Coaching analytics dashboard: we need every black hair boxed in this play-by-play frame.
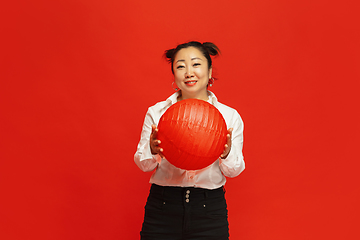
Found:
[164,41,220,74]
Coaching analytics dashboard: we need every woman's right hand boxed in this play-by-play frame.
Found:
[150,124,164,157]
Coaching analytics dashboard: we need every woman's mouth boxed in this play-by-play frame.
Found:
[185,80,197,86]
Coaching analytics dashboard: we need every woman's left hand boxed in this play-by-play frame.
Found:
[220,128,233,159]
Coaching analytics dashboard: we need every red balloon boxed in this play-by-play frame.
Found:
[157,99,227,170]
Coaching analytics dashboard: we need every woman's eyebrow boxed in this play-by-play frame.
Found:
[176,57,203,63]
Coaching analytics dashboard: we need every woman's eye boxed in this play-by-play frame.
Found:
[176,65,185,69]
[193,63,201,66]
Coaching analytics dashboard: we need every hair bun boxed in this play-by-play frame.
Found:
[202,42,220,56]
[164,49,175,62]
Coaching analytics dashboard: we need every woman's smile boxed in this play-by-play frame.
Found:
[184,80,197,86]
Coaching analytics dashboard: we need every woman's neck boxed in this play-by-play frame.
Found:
[177,91,209,102]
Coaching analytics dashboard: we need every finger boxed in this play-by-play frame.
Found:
[151,124,156,133]
[159,150,165,158]
[228,128,233,137]
[227,133,231,146]
[151,125,158,139]
[220,145,227,157]
[227,128,233,146]
[151,144,163,155]
[154,139,161,146]
[220,142,230,159]
[156,146,164,157]
[151,140,161,154]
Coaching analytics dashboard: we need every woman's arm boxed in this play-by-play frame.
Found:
[219,111,245,177]
[134,108,162,172]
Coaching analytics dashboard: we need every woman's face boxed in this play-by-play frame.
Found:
[173,47,212,100]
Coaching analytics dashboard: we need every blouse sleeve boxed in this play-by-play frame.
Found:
[219,110,245,177]
[134,107,161,172]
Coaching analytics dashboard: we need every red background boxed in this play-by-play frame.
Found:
[1,0,359,239]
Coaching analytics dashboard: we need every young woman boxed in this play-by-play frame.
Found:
[134,41,245,240]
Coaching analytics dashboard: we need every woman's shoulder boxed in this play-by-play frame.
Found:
[147,92,178,112]
[214,99,243,128]
[149,100,170,111]
[217,101,240,117]
[217,101,237,112]
[216,102,243,131]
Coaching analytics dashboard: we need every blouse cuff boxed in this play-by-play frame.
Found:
[219,148,244,177]
[140,140,161,164]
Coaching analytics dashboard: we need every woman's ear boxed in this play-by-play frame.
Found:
[209,67,213,79]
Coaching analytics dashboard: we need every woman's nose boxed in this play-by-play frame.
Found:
[185,67,194,78]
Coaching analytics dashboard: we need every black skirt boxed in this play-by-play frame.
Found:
[140,184,229,240]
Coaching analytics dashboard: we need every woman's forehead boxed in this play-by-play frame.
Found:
[174,47,204,60]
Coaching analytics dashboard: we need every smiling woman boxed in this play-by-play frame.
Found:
[134,41,245,240]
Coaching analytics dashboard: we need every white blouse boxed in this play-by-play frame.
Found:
[134,91,245,189]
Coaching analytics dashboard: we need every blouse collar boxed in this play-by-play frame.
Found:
[163,90,219,110]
